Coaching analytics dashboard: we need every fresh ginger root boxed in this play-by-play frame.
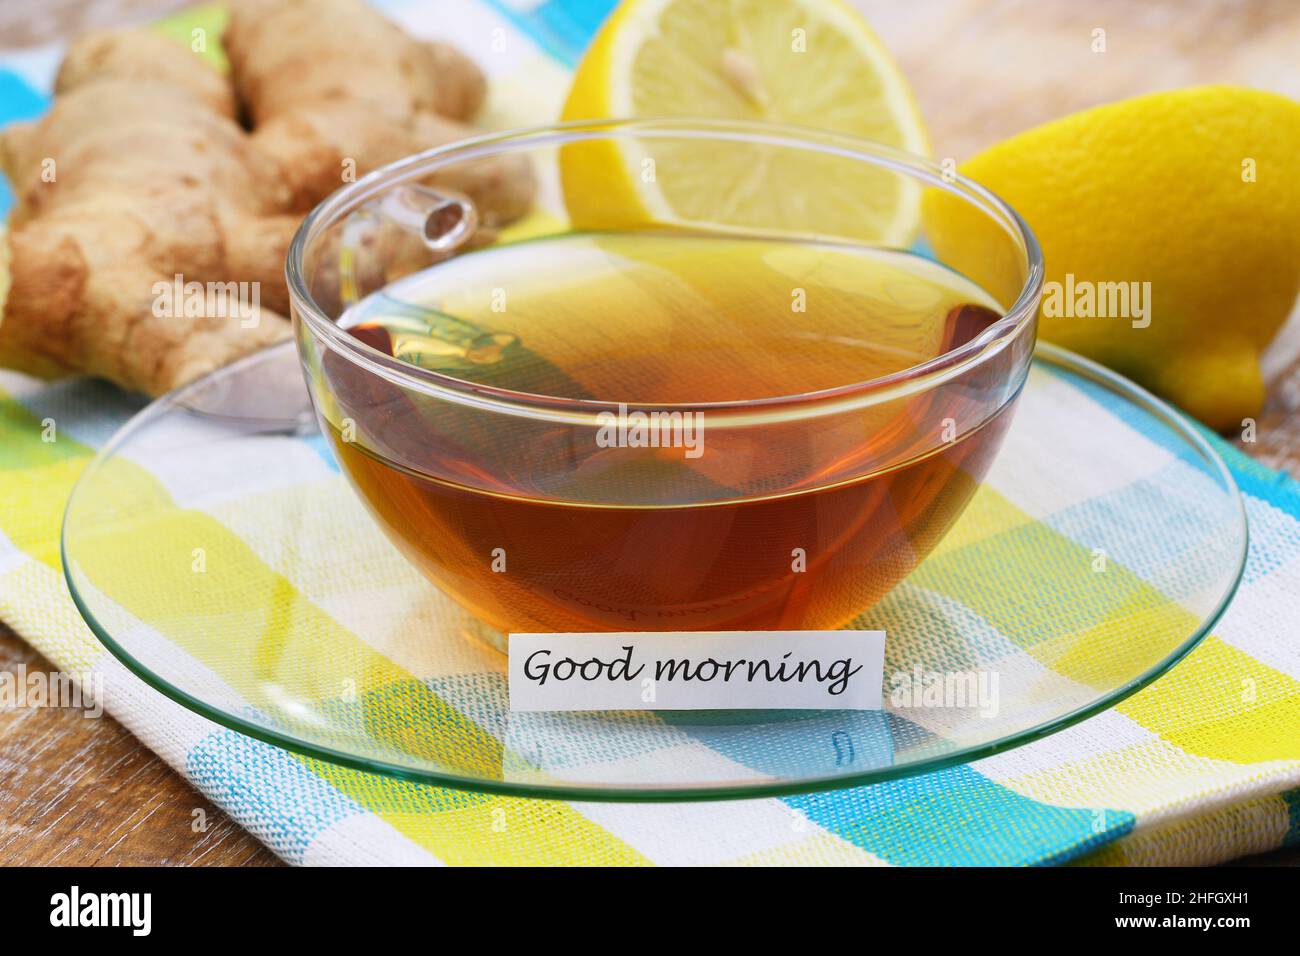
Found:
[225,0,532,220]
[0,78,299,392]
[0,0,535,396]
[54,28,239,119]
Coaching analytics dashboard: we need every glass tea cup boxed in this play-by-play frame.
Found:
[288,119,1042,643]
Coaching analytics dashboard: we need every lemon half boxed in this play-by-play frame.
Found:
[559,0,929,244]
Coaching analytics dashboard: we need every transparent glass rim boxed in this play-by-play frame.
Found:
[61,341,1247,802]
[286,117,1044,422]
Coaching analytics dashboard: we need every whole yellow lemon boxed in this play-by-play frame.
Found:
[925,86,1300,431]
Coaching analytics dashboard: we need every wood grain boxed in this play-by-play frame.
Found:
[0,626,281,866]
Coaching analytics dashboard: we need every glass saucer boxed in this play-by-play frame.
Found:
[62,341,1247,801]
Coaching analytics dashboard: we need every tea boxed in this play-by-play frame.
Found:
[324,231,1017,634]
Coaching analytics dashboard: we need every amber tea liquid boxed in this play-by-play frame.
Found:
[326,232,1016,634]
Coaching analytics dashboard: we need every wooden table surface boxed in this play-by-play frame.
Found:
[1,0,1297,867]
[0,627,281,866]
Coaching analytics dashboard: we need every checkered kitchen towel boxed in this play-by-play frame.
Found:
[1,0,1298,866]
